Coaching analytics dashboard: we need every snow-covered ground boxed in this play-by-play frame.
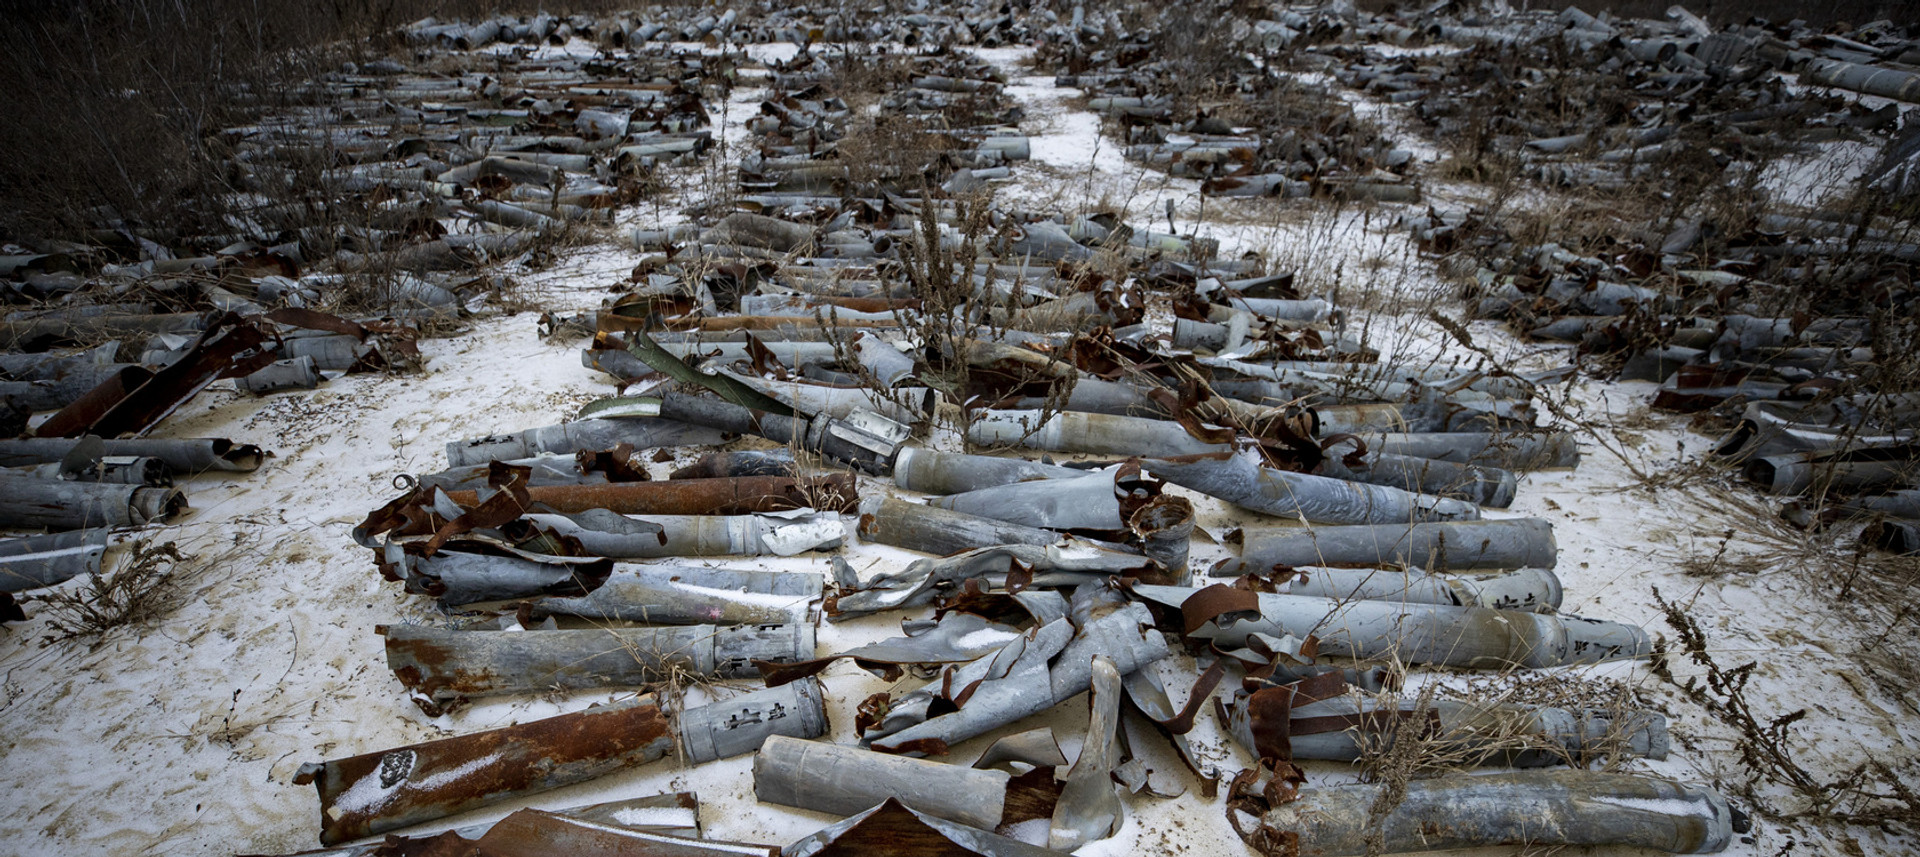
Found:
[1,41,1914,857]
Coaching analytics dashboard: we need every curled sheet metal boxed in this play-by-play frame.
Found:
[783,797,1061,857]
[1048,655,1124,850]
[862,603,1170,755]
[755,735,1012,829]
[1144,450,1481,525]
[1239,770,1741,856]
[829,544,1158,616]
[1219,518,1558,574]
[445,474,859,515]
[294,694,674,845]
[677,676,830,764]
[1133,583,1648,668]
[381,623,815,715]
[0,528,110,593]
[521,564,822,626]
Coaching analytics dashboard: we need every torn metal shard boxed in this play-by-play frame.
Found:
[829,543,1157,616]
[1048,655,1124,850]
[1243,770,1738,856]
[863,603,1170,753]
[295,694,674,845]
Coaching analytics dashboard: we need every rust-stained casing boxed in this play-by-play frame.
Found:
[294,695,673,845]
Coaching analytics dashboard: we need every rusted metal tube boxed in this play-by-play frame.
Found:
[1361,431,1580,469]
[1221,695,1667,765]
[1806,58,1920,104]
[395,552,611,607]
[524,510,843,557]
[0,437,263,472]
[381,624,815,714]
[0,528,109,593]
[1134,584,1647,669]
[0,476,186,530]
[1251,566,1562,612]
[670,450,795,479]
[443,474,858,515]
[1243,771,1739,856]
[926,467,1156,533]
[521,565,821,626]
[295,694,675,845]
[1143,451,1482,525]
[1317,450,1518,508]
[1219,518,1558,574]
[677,676,830,764]
[754,735,1010,829]
[967,409,1231,457]
[446,419,725,468]
[857,496,1075,556]
[1745,449,1917,497]
[891,447,1080,495]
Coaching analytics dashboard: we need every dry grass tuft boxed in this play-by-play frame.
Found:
[35,540,191,644]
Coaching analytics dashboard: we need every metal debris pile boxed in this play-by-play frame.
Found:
[284,5,1752,836]
[24,0,1920,853]
[1372,6,1920,559]
[1036,5,1416,201]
